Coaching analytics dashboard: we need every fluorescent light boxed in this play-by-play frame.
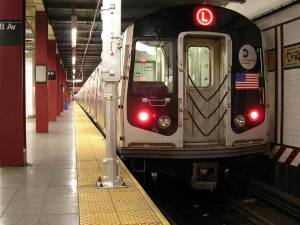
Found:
[71,28,77,48]
[67,79,83,83]
[73,68,75,74]
[72,56,76,65]
[73,75,75,79]
[71,16,77,48]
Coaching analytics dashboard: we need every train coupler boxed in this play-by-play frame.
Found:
[191,162,218,191]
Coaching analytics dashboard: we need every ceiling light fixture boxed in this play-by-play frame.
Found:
[72,55,76,65]
[71,16,77,48]
[71,1,77,81]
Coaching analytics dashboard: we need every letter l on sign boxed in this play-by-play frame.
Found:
[201,12,208,22]
[196,8,213,26]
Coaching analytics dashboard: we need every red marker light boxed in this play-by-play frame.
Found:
[196,8,214,26]
[248,109,260,122]
[138,111,149,122]
[139,58,146,64]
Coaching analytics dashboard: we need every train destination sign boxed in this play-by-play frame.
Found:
[0,20,23,46]
[195,8,214,26]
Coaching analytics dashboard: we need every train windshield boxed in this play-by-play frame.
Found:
[132,40,174,95]
[188,46,211,88]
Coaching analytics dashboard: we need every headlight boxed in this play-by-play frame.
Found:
[234,115,246,128]
[158,115,172,129]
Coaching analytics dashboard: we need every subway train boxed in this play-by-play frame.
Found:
[76,4,268,189]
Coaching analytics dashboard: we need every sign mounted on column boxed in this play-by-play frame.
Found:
[0,20,23,46]
[36,65,48,83]
[48,71,56,80]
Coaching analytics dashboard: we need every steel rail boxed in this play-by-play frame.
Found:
[226,198,276,225]
[245,178,300,220]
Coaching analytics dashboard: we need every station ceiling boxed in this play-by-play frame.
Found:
[43,0,245,84]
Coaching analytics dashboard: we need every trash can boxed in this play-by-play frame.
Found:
[64,101,68,110]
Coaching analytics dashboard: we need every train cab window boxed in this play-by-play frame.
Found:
[132,40,174,95]
[188,46,211,88]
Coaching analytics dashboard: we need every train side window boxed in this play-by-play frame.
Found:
[132,40,174,94]
[188,46,211,88]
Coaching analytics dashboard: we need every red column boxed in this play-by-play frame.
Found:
[58,68,62,113]
[61,72,65,112]
[47,40,57,121]
[35,11,48,132]
[0,0,26,166]
[56,55,61,116]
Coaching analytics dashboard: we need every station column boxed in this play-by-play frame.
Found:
[35,11,49,132]
[47,40,57,121]
[61,72,66,112]
[58,67,64,113]
[62,74,66,111]
[56,55,61,116]
[0,0,26,165]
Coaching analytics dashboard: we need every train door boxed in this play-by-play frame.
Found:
[182,35,228,145]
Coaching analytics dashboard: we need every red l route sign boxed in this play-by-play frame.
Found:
[195,8,214,26]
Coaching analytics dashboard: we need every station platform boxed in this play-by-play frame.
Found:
[0,103,168,225]
[74,103,169,225]
[0,105,77,224]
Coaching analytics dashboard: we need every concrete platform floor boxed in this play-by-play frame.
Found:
[0,105,78,225]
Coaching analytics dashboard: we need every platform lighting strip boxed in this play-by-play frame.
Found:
[72,48,76,66]
[78,0,102,80]
[72,55,76,65]
[71,16,77,48]
[71,15,77,78]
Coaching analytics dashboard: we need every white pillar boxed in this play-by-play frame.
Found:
[97,0,125,188]
[25,51,35,118]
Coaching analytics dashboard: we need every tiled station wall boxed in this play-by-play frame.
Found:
[255,4,300,148]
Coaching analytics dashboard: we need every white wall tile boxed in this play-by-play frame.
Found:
[284,20,300,46]
[283,69,300,147]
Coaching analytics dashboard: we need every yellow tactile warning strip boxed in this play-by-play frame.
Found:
[74,103,170,225]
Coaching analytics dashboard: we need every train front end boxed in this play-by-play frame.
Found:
[119,5,268,189]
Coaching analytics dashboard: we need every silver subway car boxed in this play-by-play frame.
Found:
[76,5,268,189]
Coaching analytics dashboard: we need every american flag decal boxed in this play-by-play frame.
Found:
[235,72,259,90]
